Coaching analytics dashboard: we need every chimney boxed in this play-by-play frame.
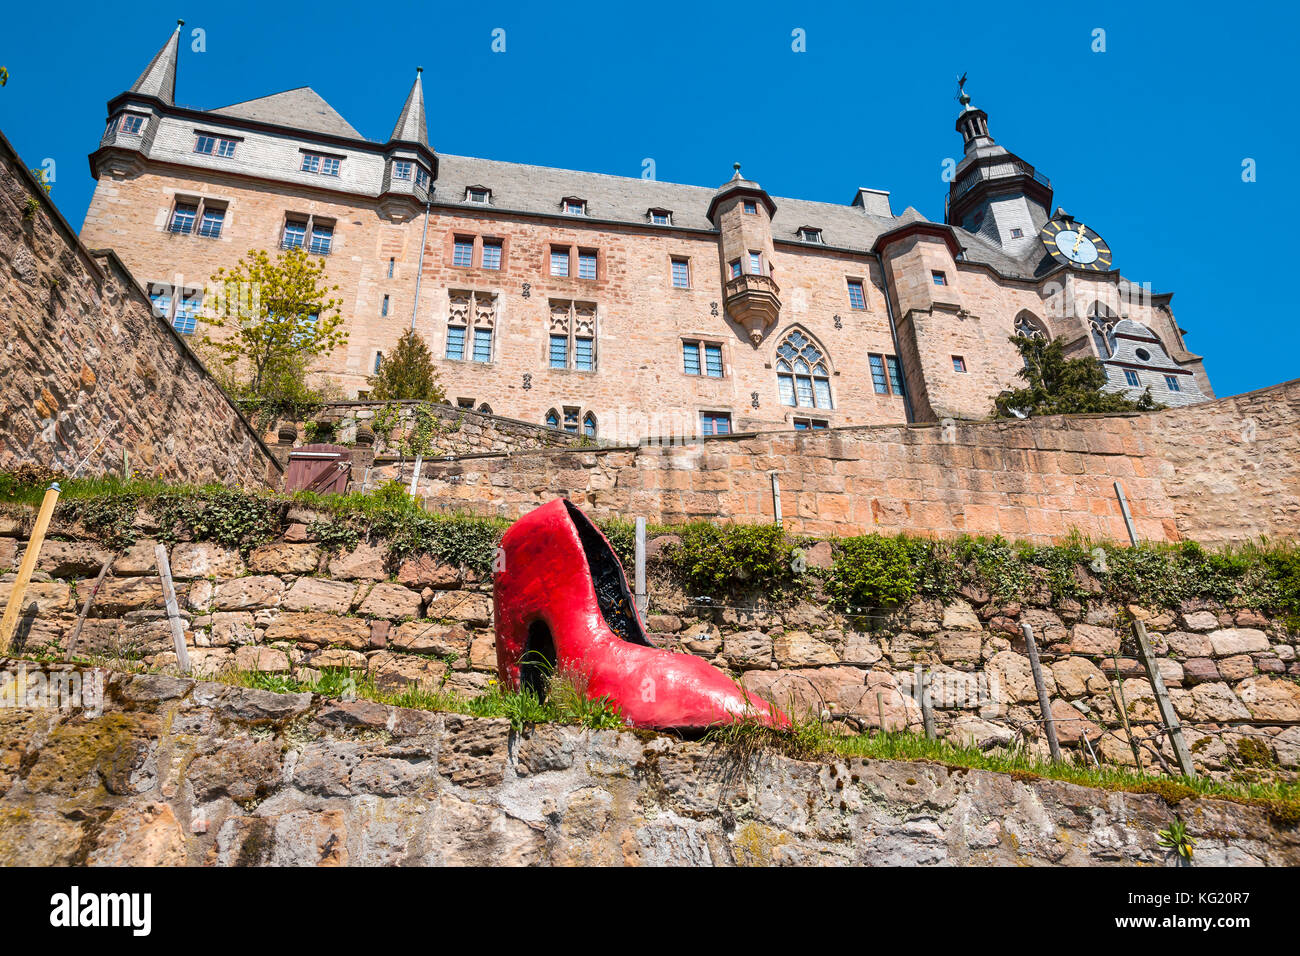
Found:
[852,187,892,218]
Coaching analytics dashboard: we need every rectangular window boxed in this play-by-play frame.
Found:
[886,355,907,397]
[952,355,967,373]
[671,258,690,289]
[563,407,580,432]
[121,114,145,135]
[650,210,671,225]
[381,295,389,317]
[1125,369,1141,387]
[704,343,723,378]
[173,291,200,335]
[472,327,492,363]
[748,251,762,275]
[682,342,701,376]
[564,200,585,215]
[308,223,333,255]
[799,228,822,243]
[415,167,430,189]
[481,241,502,270]
[195,135,236,157]
[149,287,172,320]
[550,248,570,277]
[374,351,383,373]
[468,188,490,204]
[387,257,395,278]
[794,418,829,430]
[932,271,948,286]
[197,206,224,239]
[729,260,741,279]
[453,237,474,267]
[1164,374,1181,392]
[282,219,307,249]
[869,354,889,394]
[549,335,568,369]
[578,250,597,280]
[445,326,466,360]
[701,412,732,436]
[393,161,412,180]
[1010,227,1024,238]
[301,153,340,176]
[847,279,866,310]
[574,337,594,371]
[742,201,757,214]
[169,202,197,235]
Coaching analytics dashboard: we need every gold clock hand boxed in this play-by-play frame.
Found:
[1072,224,1086,254]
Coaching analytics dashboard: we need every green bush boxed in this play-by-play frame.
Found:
[662,522,800,596]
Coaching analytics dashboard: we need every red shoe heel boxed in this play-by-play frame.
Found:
[493,499,788,730]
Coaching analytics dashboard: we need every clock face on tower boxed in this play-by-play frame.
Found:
[1040,218,1112,271]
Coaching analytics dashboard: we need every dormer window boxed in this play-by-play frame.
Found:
[301,152,342,177]
[467,187,491,204]
[393,160,413,181]
[195,134,238,158]
[563,197,587,216]
[648,208,672,225]
[798,227,823,243]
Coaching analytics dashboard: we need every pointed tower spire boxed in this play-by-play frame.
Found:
[389,68,428,147]
[130,20,183,105]
[954,76,994,154]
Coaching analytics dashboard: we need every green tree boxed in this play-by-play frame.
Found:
[993,335,1161,418]
[368,328,446,402]
[1,67,9,87]
[200,247,346,411]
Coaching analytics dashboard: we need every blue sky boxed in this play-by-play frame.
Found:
[1,0,1294,397]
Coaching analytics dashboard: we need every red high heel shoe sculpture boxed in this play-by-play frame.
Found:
[493,499,788,730]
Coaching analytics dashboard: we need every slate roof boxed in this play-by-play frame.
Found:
[430,152,1043,280]
[129,23,181,105]
[210,88,364,140]
[389,71,428,147]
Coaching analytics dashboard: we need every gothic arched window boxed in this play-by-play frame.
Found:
[775,330,832,409]
[1088,303,1117,359]
[1014,312,1047,340]
[544,408,560,429]
[582,412,597,437]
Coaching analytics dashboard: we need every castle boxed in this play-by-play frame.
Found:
[80,23,1213,441]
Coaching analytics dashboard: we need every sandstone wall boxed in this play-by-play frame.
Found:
[0,132,281,487]
[3,521,1297,783]
[411,378,1300,544]
[0,666,1295,866]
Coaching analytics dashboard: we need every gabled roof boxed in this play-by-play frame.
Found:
[211,87,363,139]
[389,70,428,147]
[130,22,182,105]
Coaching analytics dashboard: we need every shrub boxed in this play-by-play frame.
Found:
[662,522,799,596]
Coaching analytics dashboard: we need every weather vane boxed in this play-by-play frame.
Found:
[957,72,970,106]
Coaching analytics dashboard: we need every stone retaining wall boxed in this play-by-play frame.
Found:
[0,666,1296,866]
[0,130,281,488]
[411,378,1300,544]
[3,521,1297,784]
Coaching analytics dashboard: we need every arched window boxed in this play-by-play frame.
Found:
[1088,303,1117,359]
[544,408,560,429]
[478,403,492,415]
[1014,312,1047,340]
[582,412,597,437]
[775,329,832,409]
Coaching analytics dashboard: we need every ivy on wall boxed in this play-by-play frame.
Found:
[1,474,1298,624]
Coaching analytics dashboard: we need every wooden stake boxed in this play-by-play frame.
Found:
[154,544,191,675]
[770,473,782,527]
[1114,480,1138,547]
[0,483,60,654]
[1133,619,1196,779]
[1021,622,1062,762]
[633,516,648,617]
[920,667,936,740]
[64,555,113,661]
